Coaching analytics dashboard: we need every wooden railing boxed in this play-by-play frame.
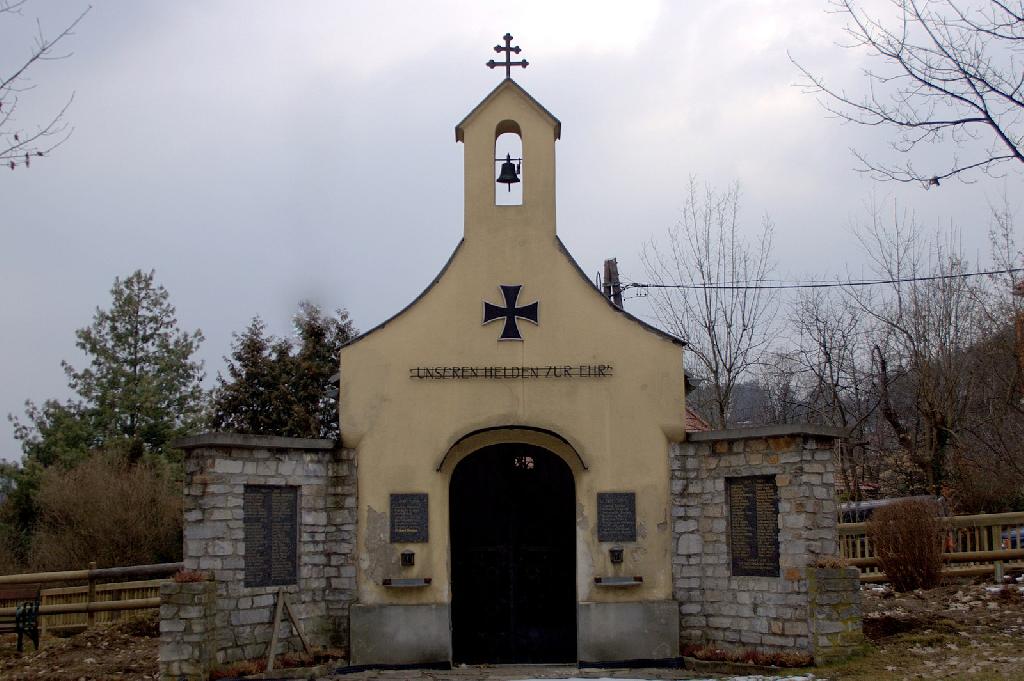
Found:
[839,511,1024,582]
[0,562,182,632]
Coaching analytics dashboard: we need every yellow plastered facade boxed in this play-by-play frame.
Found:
[339,79,686,609]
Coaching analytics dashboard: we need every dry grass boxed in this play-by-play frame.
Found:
[813,555,849,569]
[817,631,1020,680]
[681,643,814,667]
[208,649,345,679]
[113,610,160,638]
[995,585,1024,604]
[209,659,266,680]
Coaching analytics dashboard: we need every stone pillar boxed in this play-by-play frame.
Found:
[325,448,358,650]
[671,424,862,660]
[807,566,863,662]
[159,580,216,681]
[161,433,358,673]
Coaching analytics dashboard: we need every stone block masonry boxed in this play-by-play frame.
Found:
[808,566,863,661]
[159,581,216,681]
[159,434,356,680]
[671,424,862,664]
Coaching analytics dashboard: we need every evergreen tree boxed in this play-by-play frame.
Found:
[290,301,356,438]
[210,302,355,440]
[208,318,294,436]
[10,270,205,465]
[0,460,41,567]
[9,399,96,469]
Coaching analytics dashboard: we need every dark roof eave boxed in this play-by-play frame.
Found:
[555,237,685,347]
[342,238,464,349]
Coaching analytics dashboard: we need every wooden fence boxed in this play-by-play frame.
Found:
[0,562,181,633]
[1,512,1021,629]
[839,511,1024,582]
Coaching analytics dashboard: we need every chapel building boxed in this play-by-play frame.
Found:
[162,47,861,680]
[339,75,687,663]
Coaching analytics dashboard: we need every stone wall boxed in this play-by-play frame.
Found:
[159,434,356,679]
[671,424,861,662]
[159,581,217,681]
[808,566,863,661]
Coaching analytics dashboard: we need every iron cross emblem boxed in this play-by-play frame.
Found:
[487,33,528,79]
[483,285,539,340]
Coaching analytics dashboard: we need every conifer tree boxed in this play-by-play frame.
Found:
[11,270,205,464]
[208,318,294,436]
[210,302,355,440]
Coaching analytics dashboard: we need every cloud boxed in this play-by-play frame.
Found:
[1,0,1020,462]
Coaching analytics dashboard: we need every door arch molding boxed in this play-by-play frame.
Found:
[436,425,587,473]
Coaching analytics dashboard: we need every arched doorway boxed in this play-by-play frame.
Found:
[449,443,576,663]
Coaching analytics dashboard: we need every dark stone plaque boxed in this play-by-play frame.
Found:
[597,492,637,542]
[243,485,298,587]
[390,493,428,543]
[727,476,780,577]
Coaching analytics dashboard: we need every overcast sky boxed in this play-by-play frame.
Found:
[2,1,1021,461]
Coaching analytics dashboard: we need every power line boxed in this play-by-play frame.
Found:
[621,267,1023,292]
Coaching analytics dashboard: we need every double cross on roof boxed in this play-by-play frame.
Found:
[487,33,528,79]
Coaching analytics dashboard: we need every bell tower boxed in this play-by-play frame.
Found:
[455,35,561,244]
[339,33,687,668]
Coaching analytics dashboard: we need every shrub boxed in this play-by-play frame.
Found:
[680,644,813,668]
[114,610,161,637]
[0,531,22,575]
[172,569,207,583]
[812,555,849,569]
[867,498,947,591]
[28,453,182,570]
[209,659,265,680]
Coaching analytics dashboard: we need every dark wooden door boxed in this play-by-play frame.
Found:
[450,444,576,663]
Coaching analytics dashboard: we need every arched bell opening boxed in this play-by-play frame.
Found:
[495,120,523,206]
[449,443,577,663]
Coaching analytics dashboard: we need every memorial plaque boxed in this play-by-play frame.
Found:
[597,492,637,542]
[390,493,428,543]
[243,485,298,587]
[727,476,780,577]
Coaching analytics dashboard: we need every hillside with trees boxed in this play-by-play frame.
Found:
[661,188,1024,512]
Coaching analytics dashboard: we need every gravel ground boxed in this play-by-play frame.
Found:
[2,581,1023,680]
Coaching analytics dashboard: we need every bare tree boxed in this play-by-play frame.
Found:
[793,0,1023,186]
[755,350,803,425]
[1,1,89,171]
[786,290,888,501]
[752,197,1024,508]
[950,199,1024,509]
[846,202,992,495]
[641,178,776,428]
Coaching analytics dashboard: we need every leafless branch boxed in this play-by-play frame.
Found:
[792,0,1023,184]
[641,177,777,427]
[1,4,89,170]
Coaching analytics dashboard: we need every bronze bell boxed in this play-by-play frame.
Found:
[496,153,520,191]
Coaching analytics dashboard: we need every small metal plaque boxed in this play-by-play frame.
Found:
[593,575,643,586]
[243,485,298,587]
[597,492,637,542]
[727,476,780,577]
[390,493,428,543]
[382,577,432,588]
